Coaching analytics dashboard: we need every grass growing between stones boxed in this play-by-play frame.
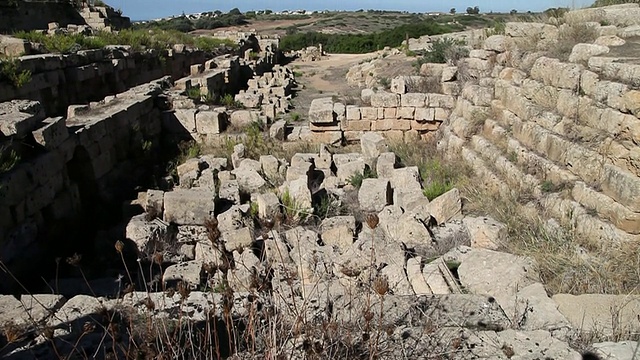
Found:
[347,168,377,189]
[389,139,468,200]
[462,185,640,296]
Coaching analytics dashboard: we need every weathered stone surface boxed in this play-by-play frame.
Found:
[358,178,392,212]
[360,132,388,160]
[125,214,171,256]
[370,92,400,108]
[345,105,361,120]
[568,43,609,63]
[401,93,427,108]
[552,294,640,337]
[163,189,215,225]
[335,155,366,183]
[223,227,254,252]
[427,188,462,224]
[462,216,506,250]
[483,35,513,52]
[269,119,286,140]
[195,110,225,134]
[595,35,626,46]
[0,35,31,57]
[320,216,355,253]
[592,341,639,360]
[163,260,203,288]
[229,110,260,128]
[256,192,280,219]
[232,167,267,193]
[308,97,335,124]
[32,117,68,150]
[0,100,45,137]
[376,152,397,178]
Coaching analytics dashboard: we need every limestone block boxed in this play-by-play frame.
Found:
[163,260,203,289]
[0,100,45,137]
[414,107,435,121]
[372,119,394,131]
[360,132,388,160]
[269,119,286,140]
[235,92,263,108]
[360,106,378,120]
[344,119,371,131]
[434,108,450,121]
[0,35,31,57]
[310,130,342,145]
[530,57,583,90]
[145,189,164,216]
[32,117,68,150]
[163,189,215,225]
[568,43,610,63]
[308,98,335,124]
[427,188,461,224]
[370,92,400,108]
[320,216,356,253]
[463,216,506,250]
[358,178,392,212]
[383,107,398,119]
[553,294,640,337]
[223,227,254,252]
[195,110,225,135]
[427,94,456,109]
[230,110,259,128]
[232,167,267,193]
[257,192,280,219]
[346,105,361,120]
[483,35,513,52]
[361,88,375,103]
[595,35,626,46]
[390,76,423,94]
[398,107,415,119]
[401,93,427,108]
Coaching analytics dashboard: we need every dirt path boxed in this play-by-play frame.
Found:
[288,53,376,118]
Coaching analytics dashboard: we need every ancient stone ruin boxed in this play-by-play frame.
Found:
[1,4,640,359]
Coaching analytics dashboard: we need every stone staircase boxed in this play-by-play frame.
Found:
[439,40,640,245]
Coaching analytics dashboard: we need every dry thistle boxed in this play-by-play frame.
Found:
[42,326,54,339]
[363,309,374,322]
[82,322,95,334]
[3,323,25,343]
[114,240,124,253]
[144,297,155,311]
[366,213,379,229]
[66,253,82,267]
[152,252,163,266]
[165,287,176,297]
[204,217,221,243]
[177,281,191,300]
[122,283,135,295]
[373,276,389,296]
[202,262,217,274]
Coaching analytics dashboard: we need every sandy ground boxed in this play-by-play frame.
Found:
[287,53,375,118]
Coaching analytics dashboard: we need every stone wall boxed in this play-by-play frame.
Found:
[437,17,640,245]
[0,47,206,117]
[0,79,168,285]
[306,91,455,145]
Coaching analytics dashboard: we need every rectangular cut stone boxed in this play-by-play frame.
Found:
[344,120,371,131]
[434,108,450,121]
[308,98,335,124]
[384,107,398,119]
[164,189,215,225]
[398,107,415,119]
[33,117,68,150]
[344,131,365,143]
[392,119,411,130]
[377,107,385,119]
[427,94,456,108]
[346,105,361,120]
[310,131,342,145]
[412,120,440,131]
[372,119,394,131]
[360,107,378,120]
[195,111,225,134]
[370,92,400,107]
[401,93,427,107]
[414,107,435,121]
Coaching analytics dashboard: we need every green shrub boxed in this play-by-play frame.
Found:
[418,38,468,65]
[0,58,31,88]
[186,87,202,101]
[347,167,377,188]
[290,112,302,122]
[279,20,462,53]
[0,147,20,173]
[378,77,391,89]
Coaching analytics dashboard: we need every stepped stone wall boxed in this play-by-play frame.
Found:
[436,16,640,245]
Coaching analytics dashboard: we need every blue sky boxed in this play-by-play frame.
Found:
[114,0,594,21]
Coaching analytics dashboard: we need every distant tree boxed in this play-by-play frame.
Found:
[450,8,456,14]
[466,6,480,14]
[510,9,518,14]
[214,10,222,15]
[264,9,273,14]
[228,7,241,15]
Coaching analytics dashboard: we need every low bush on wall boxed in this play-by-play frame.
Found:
[13,29,237,53]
